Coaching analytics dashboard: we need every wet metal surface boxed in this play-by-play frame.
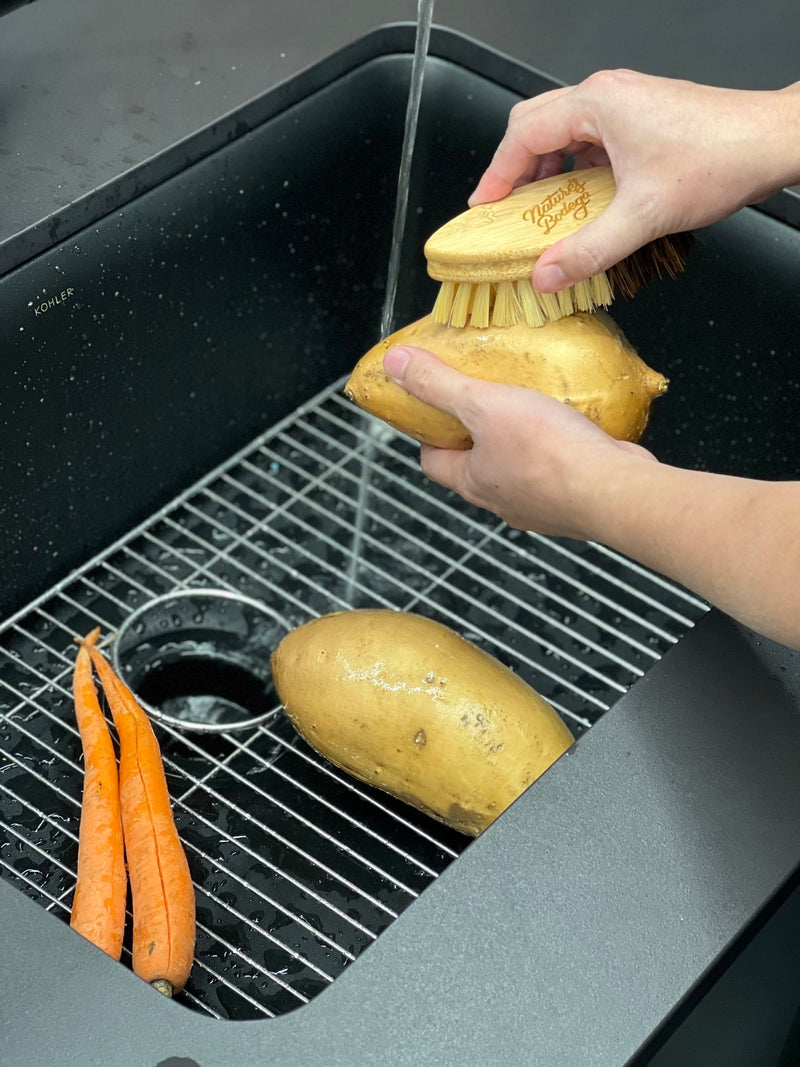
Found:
[0,383,706,1019]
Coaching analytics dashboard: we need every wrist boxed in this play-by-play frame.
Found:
[561,444,653,545]
[777,82,800,187]
[751,83,800,196]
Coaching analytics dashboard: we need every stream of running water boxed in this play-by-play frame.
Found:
[345,0,436,604]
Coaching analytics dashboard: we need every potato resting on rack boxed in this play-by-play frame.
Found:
[271,609,575,836]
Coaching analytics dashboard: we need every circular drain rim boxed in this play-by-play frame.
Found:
[111,587,291,734]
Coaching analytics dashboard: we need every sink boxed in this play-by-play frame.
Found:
[2,24,800,1067]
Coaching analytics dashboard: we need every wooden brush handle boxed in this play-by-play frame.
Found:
[424,166,616,283]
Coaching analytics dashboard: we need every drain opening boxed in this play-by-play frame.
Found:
[134,656,273,725]
[112,588,291,733]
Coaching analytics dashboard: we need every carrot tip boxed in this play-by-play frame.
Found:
[151,979,175,998]
[74,627,117,652]
[74,626,102,649]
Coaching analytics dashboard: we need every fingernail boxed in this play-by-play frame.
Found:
[383,346,411,384]
[534,263,568,293]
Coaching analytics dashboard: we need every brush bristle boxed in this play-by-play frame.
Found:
[572,279,594,312]
[516,281,545,328]
[430,272,612,328]
[492,282,518,328]
[470,282,491,329]
[450,282,473,328]
[429,231,694,328]
[431,280,456,323]
[607,231,695,299]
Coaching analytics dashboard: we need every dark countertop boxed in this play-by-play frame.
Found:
[2,0,799,274]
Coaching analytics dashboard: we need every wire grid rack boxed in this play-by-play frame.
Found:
[0,379,708,1020]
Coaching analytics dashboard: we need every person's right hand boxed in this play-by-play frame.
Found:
[468,69,800,295]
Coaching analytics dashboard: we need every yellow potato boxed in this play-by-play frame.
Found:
[271,609,575,836]
[345,310,667,449]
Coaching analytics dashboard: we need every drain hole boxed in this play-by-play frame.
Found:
[132,655,275,729]
[112,588,291,733]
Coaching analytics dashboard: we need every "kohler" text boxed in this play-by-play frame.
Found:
[33,288,75,316]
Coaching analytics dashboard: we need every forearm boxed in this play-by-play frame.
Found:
[381,343,800,649]
[752,80,800,196]
[581,456,800,648]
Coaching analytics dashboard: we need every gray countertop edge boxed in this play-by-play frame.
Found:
[0,22,413,278]
[3,18,799,281]
[1,21,543,278]
[5,607,800,1067]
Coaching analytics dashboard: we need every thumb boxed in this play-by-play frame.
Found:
[383,345,476,420]
[532,190,660,292]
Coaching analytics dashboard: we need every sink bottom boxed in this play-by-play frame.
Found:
[0,378,705,1019]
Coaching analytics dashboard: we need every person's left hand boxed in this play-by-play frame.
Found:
[382,344,657,538]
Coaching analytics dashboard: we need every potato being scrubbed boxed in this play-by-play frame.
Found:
[271,609,575,836]
[345,309,667,449]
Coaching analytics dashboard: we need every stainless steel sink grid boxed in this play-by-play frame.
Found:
[0,377,708,1020]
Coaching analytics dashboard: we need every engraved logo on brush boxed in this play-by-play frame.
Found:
[523,176,591,235]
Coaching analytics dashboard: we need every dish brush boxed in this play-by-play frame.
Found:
[424,166,693,329]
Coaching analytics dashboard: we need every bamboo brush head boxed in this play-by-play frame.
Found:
[424,166,693,329]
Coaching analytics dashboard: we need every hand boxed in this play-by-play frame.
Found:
[382,343,800,650]
[382,344,655,538]
[469,70,800,294]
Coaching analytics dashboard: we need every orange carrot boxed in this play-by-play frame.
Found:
[70,627,127,960]
[86,643,196,997]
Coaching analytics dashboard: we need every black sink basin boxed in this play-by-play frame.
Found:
[2,24,800,1067]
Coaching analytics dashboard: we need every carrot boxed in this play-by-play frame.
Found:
[70,627,127,960]
[86,643,196,997]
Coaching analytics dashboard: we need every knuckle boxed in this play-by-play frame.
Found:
[582,68,636,95]
[506,99,539,137]
[626,185,667,240]
[458,383,497,439]
[411,359,439,400]
[569,239,607,279]
[458,386,486,426]
[507,100,529,126]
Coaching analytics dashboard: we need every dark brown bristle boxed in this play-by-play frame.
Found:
[608,231,695,300]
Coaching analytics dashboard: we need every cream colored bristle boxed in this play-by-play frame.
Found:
[491,281,519,328]
[589,272,614,307]
[450,282,473,328]
[515,279,546,328]
[431,281,456,325]
[573,279,594,312]
[557,287,575,317]
[470,282,491,329]
[537,290,563,322]
[431,266,614,331]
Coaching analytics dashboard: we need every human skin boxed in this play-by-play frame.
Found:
[379,70,800,648]
[468,69,800,294]
[382,344,800,651]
